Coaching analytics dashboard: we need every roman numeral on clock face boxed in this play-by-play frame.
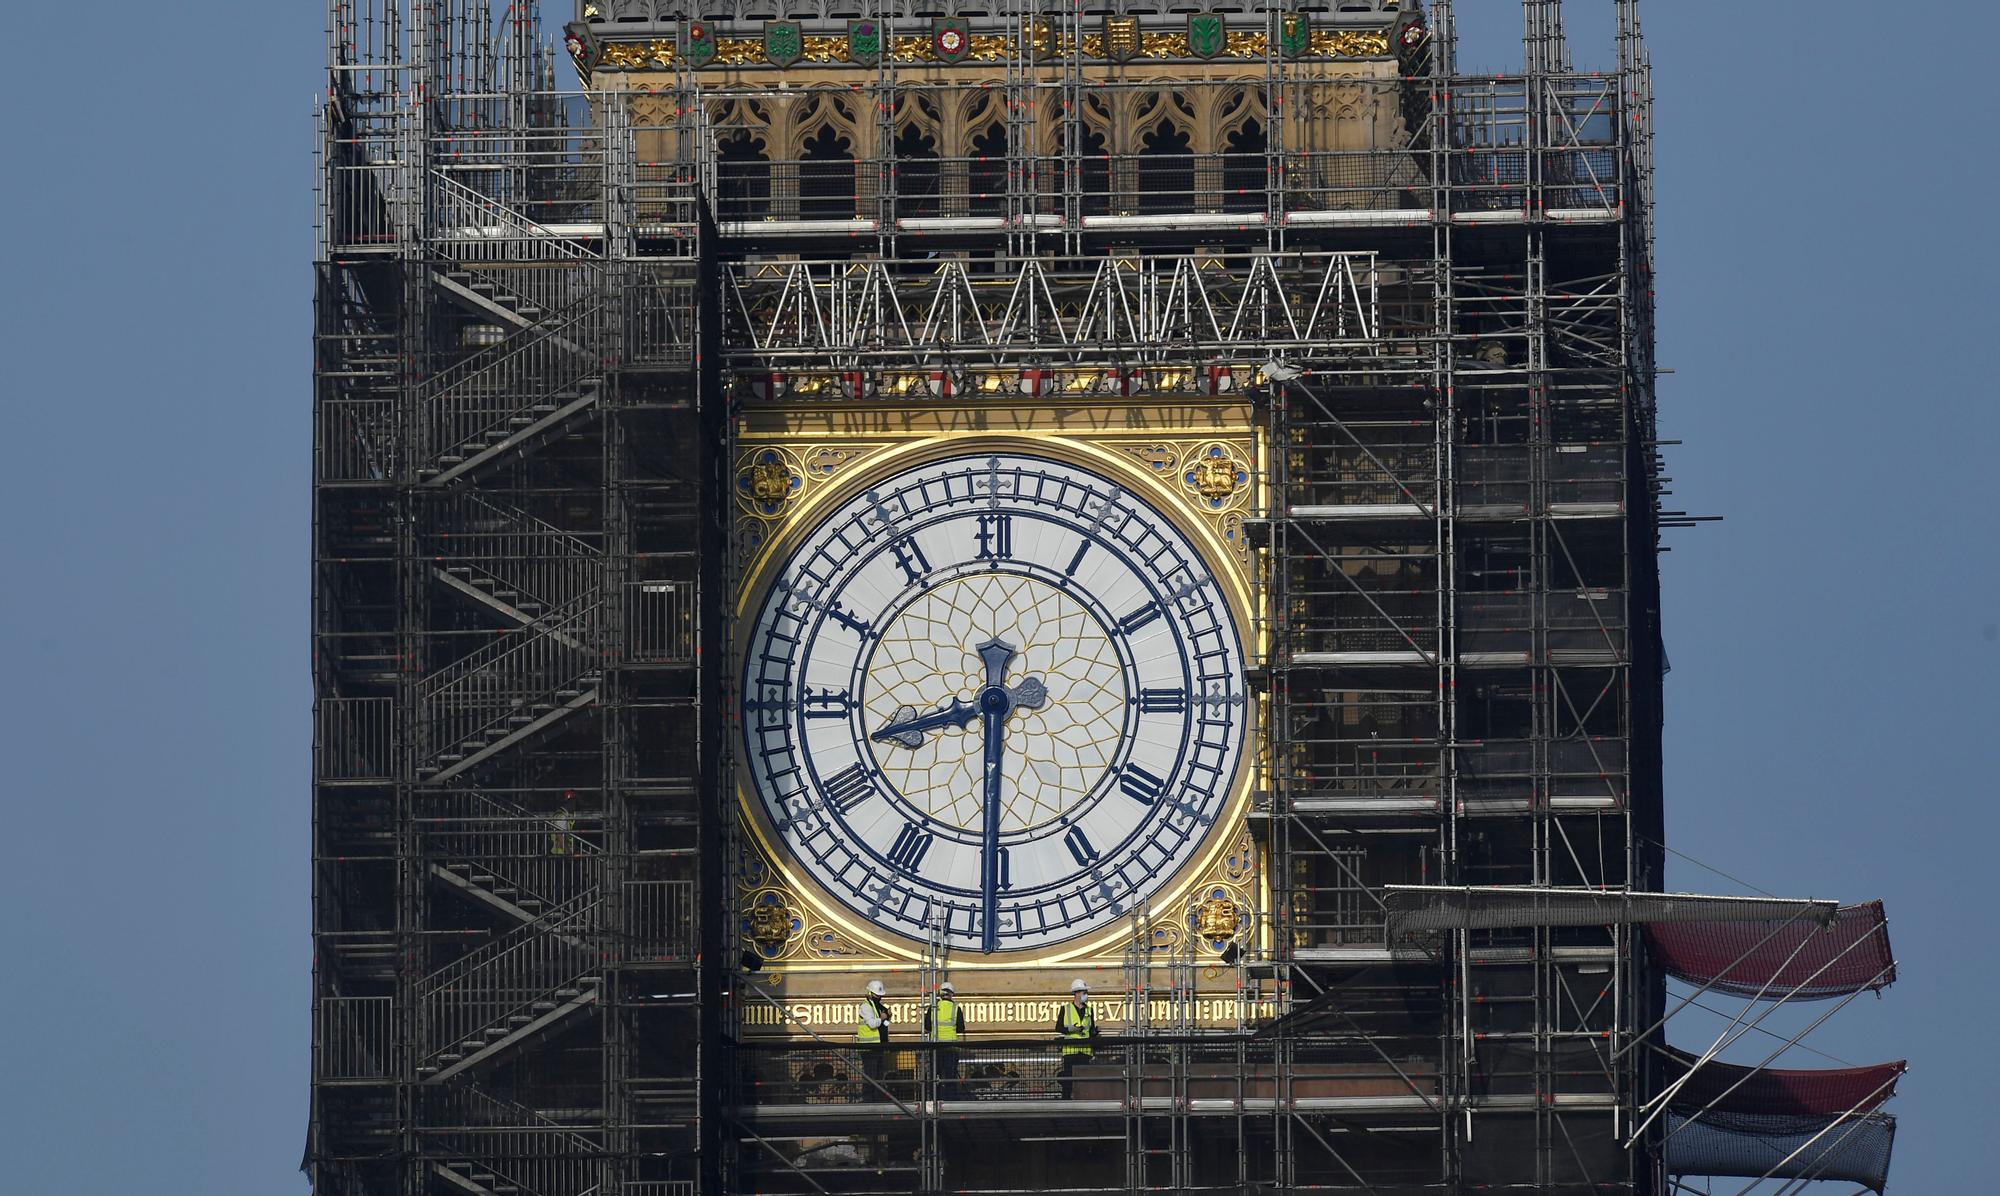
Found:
[825,600,872,637]
[1063,825,1100,867]
[1138,687,1187,713]
[1119,763,1166,806]
[1117,600,1164,635]
[974,514,1013,561]
[886,822,934,874]
[803,688,853,718]
[822,764,878,815]
[888,535,932,585]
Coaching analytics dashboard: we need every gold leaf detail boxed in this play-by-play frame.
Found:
[1196,896,1240,940]
[747,900,793,946]
[735,447,804,518]
[1312,30,1391,58]
[1193,455,1239,499]
[1119,443,1180,476]
[1182,441,1252,514]
[713,38,762,67]
[748,461,793,503]
[598,39,675,69]
[597,27,1388,70]
[801,444,869,481]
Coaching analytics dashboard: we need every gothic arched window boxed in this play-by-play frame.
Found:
[1065,120,1109,217]
[798,126,855,221]
[1137,120,1193,215]
[967,122,1007,218]
[893,124,939,219]
[1222,118,1268,213]
[715,131,769,223]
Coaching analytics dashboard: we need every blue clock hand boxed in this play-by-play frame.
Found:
[975,638,1016,954]
[870,697,979,748]
[968,639,1049,952]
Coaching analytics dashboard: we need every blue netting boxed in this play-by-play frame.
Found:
[1665,1111,1896,1192]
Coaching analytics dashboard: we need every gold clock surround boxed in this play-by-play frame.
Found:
[728,405,1267,999]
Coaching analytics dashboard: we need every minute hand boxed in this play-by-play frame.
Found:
[972,638,1046,953]
[977,643,1013,955]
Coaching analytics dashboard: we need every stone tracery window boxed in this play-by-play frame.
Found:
[967,123,1008,218]
[1222,118,1269,213]
[798,126,855,220]
[1064,119,1110,217]
[715,131,769,223]
[790,92,859,221]
[893,125,940,218]
[710,98,772,222]
[893,92,943,219]
[1136,119,1193,215]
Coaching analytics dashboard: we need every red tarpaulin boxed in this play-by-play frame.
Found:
[1646,900,1895,1000]
[1663,1047,1905,1116]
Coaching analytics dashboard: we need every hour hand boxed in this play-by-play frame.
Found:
[870,697,978,748]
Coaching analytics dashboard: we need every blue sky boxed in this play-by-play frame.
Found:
[1,2,1991,1191]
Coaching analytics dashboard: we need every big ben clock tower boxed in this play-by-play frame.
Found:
[313,2,1726,1194]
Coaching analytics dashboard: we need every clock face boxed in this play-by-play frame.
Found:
[740,450,1248,955]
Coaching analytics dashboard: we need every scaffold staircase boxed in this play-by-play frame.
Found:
[430,493,601,636]
[415,596,599,783]
[426,790,601,926]
[433,267,576,342]
[431,1085,603,1196]
[420,174,605,486]
[418,494,603,782]
[418,298,603,486]
[434,564,555,633]
[418,891,603,1084]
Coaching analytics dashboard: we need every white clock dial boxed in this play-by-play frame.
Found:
[740,451,1248,954]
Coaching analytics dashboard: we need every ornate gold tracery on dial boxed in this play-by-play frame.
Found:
[863,573,1127,834]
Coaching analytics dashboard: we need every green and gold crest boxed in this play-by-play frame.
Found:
[1102,16,1139,63]
[1187,12,1226,60]
[764,19,803,68]
[846,19,882,66]
[933,17,971,64]
[1277,12,1311,59]
[684,20,716,68]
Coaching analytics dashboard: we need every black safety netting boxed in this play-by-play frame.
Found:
[1647,900,1895,1000]
[1664,1110,1896,1192]
[1662,1046,1904,1116]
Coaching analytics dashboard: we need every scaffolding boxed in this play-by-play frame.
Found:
[314,0,714,1191]
[310,3,1900,1194]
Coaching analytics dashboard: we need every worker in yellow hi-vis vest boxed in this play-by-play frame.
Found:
[855,978,891,1089]
[548,790,578,855]
[924,980,965,1098]
[1054,977,1101,1098]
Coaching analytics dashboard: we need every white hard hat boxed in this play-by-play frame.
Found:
[1070,977,1089,993]
[866,979,886,997]
[938,981,956,995]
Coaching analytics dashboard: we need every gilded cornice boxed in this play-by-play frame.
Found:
[587,26,1390,73]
